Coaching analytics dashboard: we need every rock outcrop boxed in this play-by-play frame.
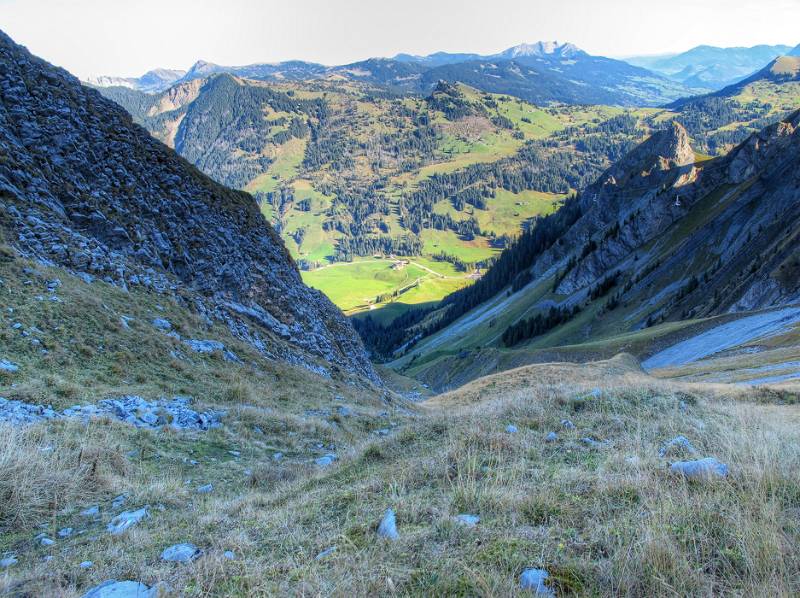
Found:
[0,31,377,382]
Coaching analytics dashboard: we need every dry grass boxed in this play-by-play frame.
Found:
[4,356,799,596]
[3,252,800,595]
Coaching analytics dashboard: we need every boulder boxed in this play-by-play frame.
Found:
[670,457,728,481]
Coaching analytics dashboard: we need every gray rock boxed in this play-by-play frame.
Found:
[58,527,73,538]
[581,436,605,448]
[223,550,236,560]
[152,318,172,331]
[111,494,127,509]
[40,537,55,546]
[80,580,157,598]
[79,560,94,569]
[161,543,201,563]
[505,424,518,434]
[184,339,239,362]
[315,454,337,467]
[197,484,214,494]
[107,507,148,535]
[545,432,558,442]
[0,359,19,373]
[670,457,728,481]
[315,546,337,560]
[659,435,697,458]
[0,556,17,568]
[81,505,100,517]
[561,419,575,430]
[519,568,555,596]
[272,452,284,462]
[377,508,399,540]
[455,514,480,527]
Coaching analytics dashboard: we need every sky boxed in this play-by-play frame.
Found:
[1,0,798,79]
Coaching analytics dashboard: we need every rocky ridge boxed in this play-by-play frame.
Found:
[0,31,377,382]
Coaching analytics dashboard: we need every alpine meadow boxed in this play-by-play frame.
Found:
[2,1,800,596]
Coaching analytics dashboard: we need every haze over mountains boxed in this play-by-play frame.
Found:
[627,43,800,90]
[86,41,697,107]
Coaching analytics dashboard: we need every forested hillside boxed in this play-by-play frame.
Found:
[98,70,800,325]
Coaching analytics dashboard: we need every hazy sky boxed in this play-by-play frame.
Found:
[1,0,798,79]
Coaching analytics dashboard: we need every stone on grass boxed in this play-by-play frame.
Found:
[455,514,480,527]
[659,435,697,458]
[0,359,19,373]
[80,580,156,598]
[161,543,201,563]
[223,550,236,560]
[81,505,100,517]
[58,527,73,538]
[545,432,558,442]
[1,556,17,568]
[377,508,399,540]
[197,484,214,494]
[505,424,518,434]
[560,419,575,430]
[315,454,337,467]
[315,546,337,560]
[581,437,605,448]
[670,457,728,481]
[40,537,55,546]
[80,561,93,569]
[152,318,172,331]
[107,508,148,535]
[519,568,555,596]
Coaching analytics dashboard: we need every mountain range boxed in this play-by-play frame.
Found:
[4,26,800,597]
[86,41,697,107]
[626,43,799,90]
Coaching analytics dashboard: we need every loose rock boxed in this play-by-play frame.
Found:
[315,454,337,467]
[315,546,337,560]
[107,507,148,535]
[519,568,555,596]
[377,508,399,540]
[161,543,201,563]
[0,556,17,568]
[670,457,728,481]
[455,514,480,527]
[505,424,518,434]
[80,580,157,598]
[659,435,697,458]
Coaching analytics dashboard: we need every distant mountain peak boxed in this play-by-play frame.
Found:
[498,41,584,59]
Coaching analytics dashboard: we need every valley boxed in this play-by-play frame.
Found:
[3,15,800,597]
[99,70,800,322]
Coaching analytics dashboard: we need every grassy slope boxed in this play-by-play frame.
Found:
[5,334,800,596]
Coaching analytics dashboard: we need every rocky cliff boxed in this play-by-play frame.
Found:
[0,31,377,382]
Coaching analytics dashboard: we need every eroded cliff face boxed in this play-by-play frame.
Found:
[0,31,377,383]
[545,111,800,317]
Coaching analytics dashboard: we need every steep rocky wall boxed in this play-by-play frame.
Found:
[0,30,377,383]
